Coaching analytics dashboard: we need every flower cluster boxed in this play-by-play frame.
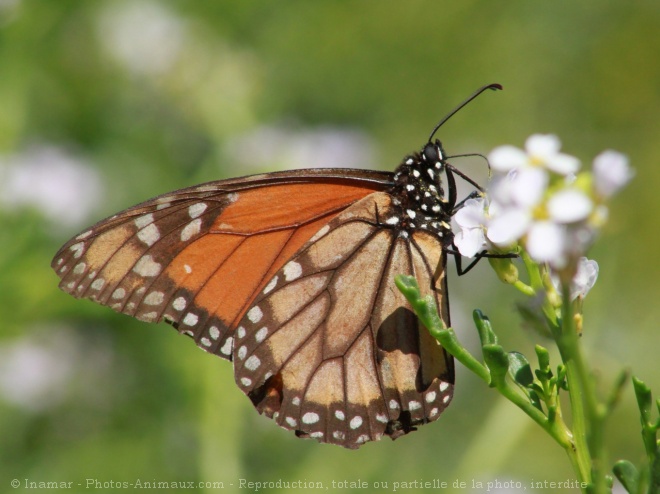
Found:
[454,134,632,295]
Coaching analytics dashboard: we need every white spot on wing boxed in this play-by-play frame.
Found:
[245,355,261,371]
[209,326,220,340]
[349,416,363,429]
[181,218,202,241]
[188,202,207,219]
[237,326,246,339]
[200,337,211,347]
[70,242,85,258]
[183,313,198,326]
[137,223,160,246]
[73,262,86,274]
[285,417,297,427]
[134,213,154,229]
[144,291,164,305]
[133,255,161,277]
[283,261,302,281]
[112,288,126,299]
[172,296,186,311]
[263,276,278,294]
[334,410,345,421]
[255,327,268,343]
[220,337,233,356]
[309,224,330,242]
[409,400,422,411]
[91,278,105,290]
[425,391,437,403]
[302,412,319,424]
[439,382,449,392]
[247,306,263,324]
[241,377,252,387]
[237,345,247,360]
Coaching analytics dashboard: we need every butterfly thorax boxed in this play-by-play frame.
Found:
[387,140,453,242]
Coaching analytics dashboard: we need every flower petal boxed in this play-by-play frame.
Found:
[526,221,566,265]
[454,197,486,228]
[593,150,633,198]
[486,208,531,246]
[488,145,528,172]
[571,257,599,300]
[545,152,581,175]
[454,227,486,258]
[547,189,593,223]
[525,134,561,159]
[510,167,548,207]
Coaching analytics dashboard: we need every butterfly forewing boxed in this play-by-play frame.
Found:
[232,192,454,448]
[52,169,391,362]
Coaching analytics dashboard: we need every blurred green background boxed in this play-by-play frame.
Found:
[1,1,658,493]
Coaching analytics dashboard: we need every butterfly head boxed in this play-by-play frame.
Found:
[389,141,453,240]
[422,139,446,171]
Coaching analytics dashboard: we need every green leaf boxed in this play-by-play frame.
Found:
[633,376,653,423]
[473,309,498,346]
[483,344,509,387]
[508,351,534,387]
[535,345,551,371]
[612,460,638,493]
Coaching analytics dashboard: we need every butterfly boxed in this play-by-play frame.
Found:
[52,83,502,449]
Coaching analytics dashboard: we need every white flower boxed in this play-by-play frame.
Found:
[470,135,631,272]
[490,167,548,209]
[489,134,580,176]
[454,198,488,258]
[551,257,599,300]
[593,150,633,198]
[526,221,567,266]
[546,189,593,223]
[486,208,531,247]
[571,257,599,300]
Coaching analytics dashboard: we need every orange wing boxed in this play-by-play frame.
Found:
[232,192,454,448]
[52,169,391,361]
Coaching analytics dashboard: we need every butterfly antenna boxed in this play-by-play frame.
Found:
[428,83,503,142]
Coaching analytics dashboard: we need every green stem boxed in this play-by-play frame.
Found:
[555,283,608,491]
[430,326,491,384]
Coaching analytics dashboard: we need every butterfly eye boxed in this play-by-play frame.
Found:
[423,142,440,164]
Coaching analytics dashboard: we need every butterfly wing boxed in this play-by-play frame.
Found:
[233,191,454,448]
[52,169,392,361]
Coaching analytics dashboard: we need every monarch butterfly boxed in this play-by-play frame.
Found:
[52,83,502,449]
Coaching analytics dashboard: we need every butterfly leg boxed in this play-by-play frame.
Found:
[447,248,518,276]
[451,190,483,215]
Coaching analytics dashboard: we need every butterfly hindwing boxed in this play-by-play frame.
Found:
[233,191,454,448]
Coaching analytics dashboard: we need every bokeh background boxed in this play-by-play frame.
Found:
[1,1,658,493]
